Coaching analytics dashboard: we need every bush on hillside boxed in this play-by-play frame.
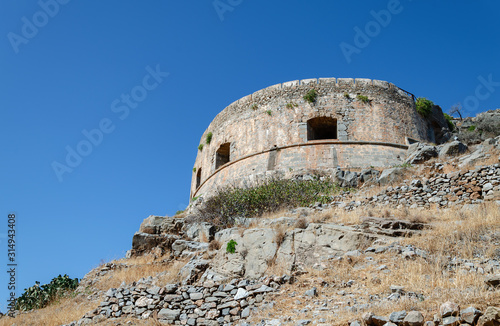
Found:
[16,274,79,311]
[194,177,345,228]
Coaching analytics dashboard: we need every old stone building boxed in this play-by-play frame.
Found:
[191,78,446,198]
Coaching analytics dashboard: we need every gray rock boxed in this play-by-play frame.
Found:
[485,274,500,287]
[440,301,460,317]
[158,308,181,321]
[389,310,407,324]
[441,316,459,326]
[403,311,424,326]
[304,287,317,297]
[477,306,500,326]
[405,145,438,164]
[439,141,468,157]
[378,168,405,185]
[461,306,482,325]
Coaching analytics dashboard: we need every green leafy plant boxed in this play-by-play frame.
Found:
[357,95,370,103]
[226,239,237,254]
[16,275,78,311]
[194,177,346,228]
[266,110,272,116]
[193,167,196,173]
[443,113,455,131]
[191,195,200,202]
[206,132,213,144]
[251,104,258,110]
[198,144,204,151]
[468,125,476,131]
[175,210,185,215]
[286,102,298,108]
[344,92,351,99]
[393,162,412,168]
[415,97,434,117]
[303,89,318,103]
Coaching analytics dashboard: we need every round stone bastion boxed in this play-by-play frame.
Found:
[191,78,441,199]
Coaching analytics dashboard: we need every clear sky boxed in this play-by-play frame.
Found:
[1,0,499,312]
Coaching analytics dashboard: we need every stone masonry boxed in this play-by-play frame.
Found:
[191,78,445,198]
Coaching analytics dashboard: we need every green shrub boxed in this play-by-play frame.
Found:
[443,113,455,131]
[303,89,318,103]
[194,177,345,228]
[357,95,370,103]
[286,102,298,108]
[226,239,237,254]
[468,125,476,132]
[193,167,196,173]
[415,97,434,117]
[266,110,272,116]
[206,132,213,144]
[251,104,258,110]
[344,92,351,99]
[16,275,78,311]
[198,144,204,151]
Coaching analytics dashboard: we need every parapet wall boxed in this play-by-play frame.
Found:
[191,78,436,198]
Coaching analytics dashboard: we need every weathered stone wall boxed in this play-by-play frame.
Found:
[191,78,434,198]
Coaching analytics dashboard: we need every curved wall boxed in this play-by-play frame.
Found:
[191,78,433,198]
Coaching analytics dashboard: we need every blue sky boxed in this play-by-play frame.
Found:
[1,0,499,311]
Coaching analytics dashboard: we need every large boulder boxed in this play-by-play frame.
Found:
[139,215,184,235]
[405,145,438,164]
[477,306,500,326]
[377,168,405,185]
[439,141,468,157]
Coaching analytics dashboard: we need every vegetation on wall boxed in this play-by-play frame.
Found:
[266,110,272,116]
[251,104,258,110]
[194,177,346,228]
[193,167,196,173]
[415,97,434,117]
[344,92,351,99]
[303,89,318,103]
[198,144,204,151]
[206,132,213,144]
[286,102,298,108]
[357,95,370,103]
[16,275,79,311]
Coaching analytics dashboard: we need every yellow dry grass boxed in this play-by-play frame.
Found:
[251,202,500,325]
[0,294,97,326]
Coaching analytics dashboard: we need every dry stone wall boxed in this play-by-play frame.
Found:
[192,78,436,198]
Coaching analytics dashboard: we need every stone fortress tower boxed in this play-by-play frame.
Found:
[191,78,446,199]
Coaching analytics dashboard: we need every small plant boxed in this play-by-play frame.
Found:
[443,113,455,131]
[266,110,272,116]
[357,95,370,103]
[251,104,258,110]
[273,226,286,247]
[286,102,298,108]
[295,217,309,229]
[209,239,221,251]
[303,89,318,103]
[175,210,185,215]
[191,195,200,202]
[193,167,196,173]
[226,239,237,254]
[206,132,213,144]
[415,97,434,117]
[468,125,476,132]
[198,144,204,151]
[344,92,351,99]
[393,162,412,168]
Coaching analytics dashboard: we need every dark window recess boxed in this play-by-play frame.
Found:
[215,143,231,169]
[307,117,337,140]
[196,168,202,189]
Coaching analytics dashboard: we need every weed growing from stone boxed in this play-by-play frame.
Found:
[206,132,213,144]
[415,97,434,117]
[303,89,318,103]
[226,239,237,253]
[356,95,370,103]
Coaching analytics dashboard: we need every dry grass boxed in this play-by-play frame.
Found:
[208,239,221,251]
[294,217,309,229]
[273,225,286,247]
[253,202,500,325]
[0,294,98,326]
